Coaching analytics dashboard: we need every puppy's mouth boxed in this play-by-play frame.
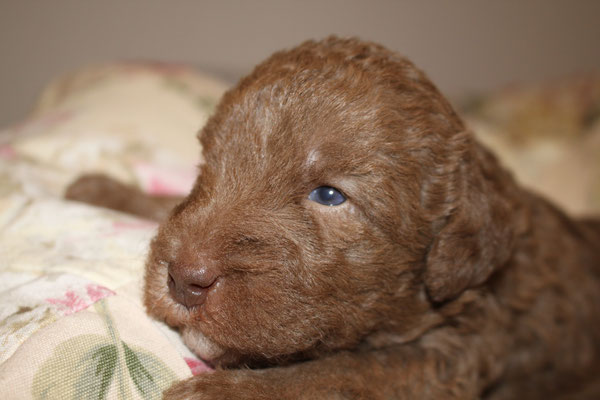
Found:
[181,327,226,365]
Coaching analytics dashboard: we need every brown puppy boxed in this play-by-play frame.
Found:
[68,37,600,399]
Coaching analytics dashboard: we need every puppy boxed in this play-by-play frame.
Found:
[68,37,600,399]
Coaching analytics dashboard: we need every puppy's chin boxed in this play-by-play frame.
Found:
[182,327,226,364]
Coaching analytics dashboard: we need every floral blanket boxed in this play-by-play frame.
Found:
[0,62,598,400]
[0,63,225,399]
[462,73,600,216]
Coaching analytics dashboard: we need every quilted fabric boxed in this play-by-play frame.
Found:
[0,62,226,399]
[463,73,600,215]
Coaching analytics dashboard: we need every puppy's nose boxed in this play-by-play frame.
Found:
[167,262,220,308]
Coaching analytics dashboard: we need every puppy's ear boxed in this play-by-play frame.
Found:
[423,132,519,303]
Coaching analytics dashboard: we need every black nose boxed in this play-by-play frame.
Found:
[167,262,219,308]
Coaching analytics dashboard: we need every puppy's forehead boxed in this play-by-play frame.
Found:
[206,66,385,174]
[200,38,463,181]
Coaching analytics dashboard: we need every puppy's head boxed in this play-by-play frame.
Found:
[144,37,518,367]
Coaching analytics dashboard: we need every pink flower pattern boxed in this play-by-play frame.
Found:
[86,284,116,302]
[147,176,180,196]
[134,162,196,196]
[46,284,115,316]
[0,144,16,160]
[111,220,158,231]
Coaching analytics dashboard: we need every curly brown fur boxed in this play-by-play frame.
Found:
[68,37,600,399]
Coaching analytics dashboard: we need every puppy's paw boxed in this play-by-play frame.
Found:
[163,370,278,400]
[65,173,131,205]
[65,173,179,221]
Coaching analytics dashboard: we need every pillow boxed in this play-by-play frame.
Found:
[463,73,600,216]
[0,62,227,399]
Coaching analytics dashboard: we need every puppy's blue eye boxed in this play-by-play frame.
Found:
[308,186,346,206]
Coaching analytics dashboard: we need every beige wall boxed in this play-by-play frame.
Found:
[1,0,599,126]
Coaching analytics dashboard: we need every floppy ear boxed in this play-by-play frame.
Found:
[423,132,520,303]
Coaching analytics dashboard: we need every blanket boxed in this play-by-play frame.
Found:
[0,63,225,399]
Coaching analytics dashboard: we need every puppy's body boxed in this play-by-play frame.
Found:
[68,38,600,399]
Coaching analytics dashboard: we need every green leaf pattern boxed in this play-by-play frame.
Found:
[32,300,177,400]
[75,344,118,400]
